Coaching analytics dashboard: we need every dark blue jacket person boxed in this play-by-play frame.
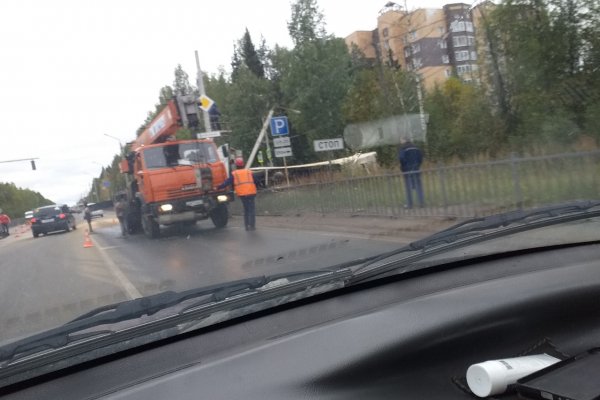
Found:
[398,138,424,208]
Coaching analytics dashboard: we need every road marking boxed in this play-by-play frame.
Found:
[88,235,142,300]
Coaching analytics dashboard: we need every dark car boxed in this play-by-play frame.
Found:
[30,205,77,238]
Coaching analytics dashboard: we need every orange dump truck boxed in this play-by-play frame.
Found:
[120,98,232,238]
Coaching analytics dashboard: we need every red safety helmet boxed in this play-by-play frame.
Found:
[235,158,244,167]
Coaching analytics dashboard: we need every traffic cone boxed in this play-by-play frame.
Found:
[83,230,93,248]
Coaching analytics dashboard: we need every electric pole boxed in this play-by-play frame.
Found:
[195,51,212,133]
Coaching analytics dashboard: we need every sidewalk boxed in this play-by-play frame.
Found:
[254,212,459,242]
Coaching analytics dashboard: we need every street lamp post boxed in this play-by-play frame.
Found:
[104,133,124,155]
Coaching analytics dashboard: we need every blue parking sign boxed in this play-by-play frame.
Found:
[270,116,289,136]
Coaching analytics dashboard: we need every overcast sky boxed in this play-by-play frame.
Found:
[0,0,451,207]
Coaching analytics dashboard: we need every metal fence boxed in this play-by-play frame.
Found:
[230,151,600,219]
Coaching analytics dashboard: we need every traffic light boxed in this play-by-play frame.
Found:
[31,160,36,170]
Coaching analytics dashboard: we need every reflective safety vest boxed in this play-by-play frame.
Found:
[232,169,257,197]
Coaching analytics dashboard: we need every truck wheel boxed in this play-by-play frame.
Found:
[210,204,228,228]
[142,215,160,238]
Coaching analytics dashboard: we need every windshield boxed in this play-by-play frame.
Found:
[0,0,599,385]
[143,142,218,169]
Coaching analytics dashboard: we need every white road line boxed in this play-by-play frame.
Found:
[89,235,142,300]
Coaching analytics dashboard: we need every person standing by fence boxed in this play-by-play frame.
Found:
[398,138,425,209]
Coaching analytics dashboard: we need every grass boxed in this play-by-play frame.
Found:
[230,152,600,218]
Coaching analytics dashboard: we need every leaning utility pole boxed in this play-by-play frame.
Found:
[195,51,212,133]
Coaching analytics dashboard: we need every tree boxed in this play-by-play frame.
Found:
[425,78,504,161]
[277,38,352,162]
[231,30,266,80]
[230,45,243,81]
[482,0,599,150]
[158,86,174,105]
[206,66,275,160]
[288,0,327,47]
[223,68,274,157]
[257,36,273,79]
[173,64,192,95]
[241,28,265,78]
[0,182,53,217]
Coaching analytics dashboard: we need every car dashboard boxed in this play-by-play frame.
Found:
[2,242,600,400]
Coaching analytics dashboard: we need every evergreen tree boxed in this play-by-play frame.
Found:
[241,28,265,78]
[173,64,192,95]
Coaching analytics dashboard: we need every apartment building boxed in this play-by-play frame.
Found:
[345,2,484,91]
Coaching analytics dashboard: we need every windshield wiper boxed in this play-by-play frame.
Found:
[349,200,600,284]
[0,269,351,370]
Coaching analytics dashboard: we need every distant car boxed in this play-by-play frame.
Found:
[86,203,104,219]
[30,205,77,237]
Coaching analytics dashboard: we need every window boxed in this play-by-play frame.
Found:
[402,35,408,44]
[450,20,465,32]
[455,50,470,61]
[382,27,389,37]
[438,26,445,34]
[439,39,448,49]
[468,36,475,46]
[456,64,476,75]
[384,40,390,50]
[412,43,421,53]
[466,21,474,32]
[471,51,478,61]
[453,36,468,47]
[442,54,449,64]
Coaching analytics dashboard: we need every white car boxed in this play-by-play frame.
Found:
[86,203,104,219]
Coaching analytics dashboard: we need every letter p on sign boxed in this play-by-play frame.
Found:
[270,116,289,136]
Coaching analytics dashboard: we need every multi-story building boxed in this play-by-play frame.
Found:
[345,2,484,90]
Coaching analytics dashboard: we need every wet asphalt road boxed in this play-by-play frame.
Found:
[0,213,404,343]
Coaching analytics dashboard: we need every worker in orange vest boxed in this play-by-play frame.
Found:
[218,159,260,231]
